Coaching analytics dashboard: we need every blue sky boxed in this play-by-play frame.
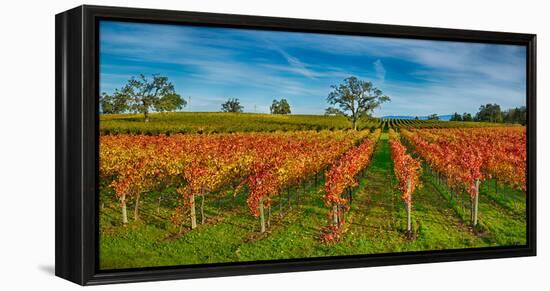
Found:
[99,21,526,117]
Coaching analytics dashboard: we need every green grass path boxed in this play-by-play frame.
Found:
[339,133,487,253]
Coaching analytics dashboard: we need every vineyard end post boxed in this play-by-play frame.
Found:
[190,193,197,229]
[121,195,128,224]
[332,204,338,226]
[259,197,266,233]
[473,179,480,227]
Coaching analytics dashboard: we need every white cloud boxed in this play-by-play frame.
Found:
[373,59,386,83]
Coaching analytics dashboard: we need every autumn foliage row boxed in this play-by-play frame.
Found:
[100,130,371,227]
[320,129,380,242]
[401,127,526,197]
[388,129,421,206]
[324,129,381,206]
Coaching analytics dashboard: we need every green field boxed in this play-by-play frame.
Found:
[99,132,525,269]
[99,112,511,134]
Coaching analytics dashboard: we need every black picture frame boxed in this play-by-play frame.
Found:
[55,4,537,286]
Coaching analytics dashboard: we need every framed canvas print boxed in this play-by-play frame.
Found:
[55,5,536,285]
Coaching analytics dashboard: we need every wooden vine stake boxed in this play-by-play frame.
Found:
[406,179,412,235]
[190,193,197,229]
[472,179,480,227]
[134,191,141,221]
[332,204,339,226]
[121,193,128,224]
[259,196,266,233]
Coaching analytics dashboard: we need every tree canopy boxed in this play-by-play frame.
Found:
[475,103,503,123]
[502,106,526,125]
[452,104,525,124]
[427,114,439,120]
[462,112,473,122]
[270,98,291,114]
[100,74,186,122]
[221,98,243,113]
[449,112,462,121]
[325,76,390,130]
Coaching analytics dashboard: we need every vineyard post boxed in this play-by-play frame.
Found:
[200,192,205,225]
[259,196,266,233]
[133,191,141,221]
[406,179,412,234]
[473,179,480,227]
[470,195,474,223]
[338,205,343,225]
[332,204,339,226]
[121,193,128,224]
[190,193,197,229]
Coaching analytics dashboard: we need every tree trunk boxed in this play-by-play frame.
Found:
[200,194,205,225]
[353,119,357,131]
[133,192,140,221]
[259,197,266,233]
[190,193,197,229]
[144,109,149,122]
[121,194,128,224]
[473,179,480,227]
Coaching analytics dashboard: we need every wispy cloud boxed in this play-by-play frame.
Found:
[99,21,526,116]
[373,59,386,84]
[271,47,317,79]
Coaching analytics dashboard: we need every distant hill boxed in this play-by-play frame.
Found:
[382,115,452,121]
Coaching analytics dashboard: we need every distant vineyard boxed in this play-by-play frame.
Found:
[380,118,512,129]
[100,112,382,134]
[99,112,515,135]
